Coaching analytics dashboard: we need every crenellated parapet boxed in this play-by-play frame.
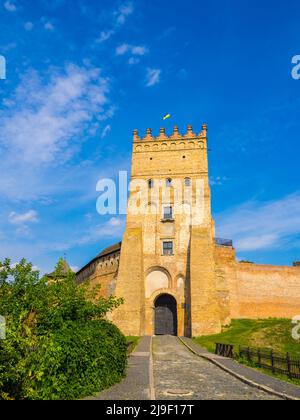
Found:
[133,124,208,143]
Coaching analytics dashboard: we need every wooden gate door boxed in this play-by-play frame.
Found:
[155,295,177,336]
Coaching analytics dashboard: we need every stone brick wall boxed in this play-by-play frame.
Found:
[233,263,300,319]
[214,247,300,321]
[77,251,120,298]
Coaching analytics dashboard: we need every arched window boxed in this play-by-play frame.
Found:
[148,179,154,189]
[185,178,191,187]
[166,178,172,188]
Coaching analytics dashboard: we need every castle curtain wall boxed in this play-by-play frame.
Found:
[232,264,300,319]
[215,247,300,323]
[76,252,120,298]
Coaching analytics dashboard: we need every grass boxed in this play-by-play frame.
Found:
[194,319,300,358]
[193,319,300,386]
[126,336,140,353]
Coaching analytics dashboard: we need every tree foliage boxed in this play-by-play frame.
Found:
[0,259,127,400]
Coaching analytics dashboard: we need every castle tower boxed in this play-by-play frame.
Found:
[112,124,222,337]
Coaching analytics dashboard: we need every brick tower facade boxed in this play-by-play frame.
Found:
[111,124,222,337]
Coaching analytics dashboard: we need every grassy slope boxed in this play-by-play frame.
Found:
[194,319,300,358]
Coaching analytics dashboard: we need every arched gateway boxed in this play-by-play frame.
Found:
[154,294,178,336]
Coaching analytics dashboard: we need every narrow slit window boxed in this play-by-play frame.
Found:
[166,178,173,188]
[163,206,173,220]
[185,178,191,187]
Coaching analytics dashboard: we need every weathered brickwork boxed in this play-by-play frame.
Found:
[76,124,300,337]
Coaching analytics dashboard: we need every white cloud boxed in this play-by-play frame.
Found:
[216,193,300,252]
[146,68,161,87]
[116,43,130,55]
[24,21,34,31]
[131,46,148,56]
[108,217,122,227]
[210,176,229,186]
[101,124,111,138]
[115,2,134,25]
[128,57,140,65]
[116,43,148,56]
[0,65,110,166]
[52,218,126,252]
[94,3,135,46]
[44,22,55,31]
[0,64,114,201]
[9,210,39,225]
[4,0,16,12]
[97,30,115,43]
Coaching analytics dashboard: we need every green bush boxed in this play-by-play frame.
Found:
[0,259,127,400]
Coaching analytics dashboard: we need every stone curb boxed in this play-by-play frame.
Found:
[149,336,156,401]
[178,337,299,401]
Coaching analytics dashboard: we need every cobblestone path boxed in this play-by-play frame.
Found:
[153,336,280,400]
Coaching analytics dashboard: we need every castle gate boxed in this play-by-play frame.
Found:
[154,294,178,336]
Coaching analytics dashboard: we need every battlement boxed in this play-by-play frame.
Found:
[133,124,208,142]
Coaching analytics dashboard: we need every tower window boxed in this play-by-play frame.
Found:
[163,206,173,220]
[185,178,191,187]
[166,178,172,188]
[163,241,173,256]
[148,179,154,189]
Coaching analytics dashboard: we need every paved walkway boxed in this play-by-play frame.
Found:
[153,336,279,400]
[91,336,300,400]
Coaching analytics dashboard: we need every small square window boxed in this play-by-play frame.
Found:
[163,241,173,256]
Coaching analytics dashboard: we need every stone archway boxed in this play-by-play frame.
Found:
[145,268,171,299]
[154,294,178,336]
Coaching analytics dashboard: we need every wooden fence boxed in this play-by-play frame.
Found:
[238,346,300,380]
[215,343,300,380]
[215,343,234,359]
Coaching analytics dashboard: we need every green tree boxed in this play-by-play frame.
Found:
[0,259,126,400]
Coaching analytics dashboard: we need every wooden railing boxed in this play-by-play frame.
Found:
[215,343,300,380]
[215,343,234,358]
[238,346,300,380]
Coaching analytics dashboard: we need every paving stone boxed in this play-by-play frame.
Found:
[153,336,280,400]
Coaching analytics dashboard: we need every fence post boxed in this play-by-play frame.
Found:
[286,353,292,379]
[271,350,275,373]
[258,349,261,368]
[247,347,251,362]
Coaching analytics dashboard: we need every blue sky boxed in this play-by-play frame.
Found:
[0,0,300,273]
